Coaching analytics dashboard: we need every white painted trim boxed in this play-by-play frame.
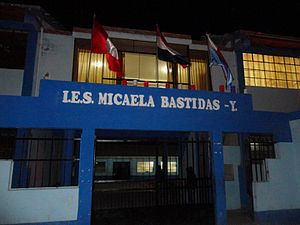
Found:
[73,31,192,45]
[189,44,208,51]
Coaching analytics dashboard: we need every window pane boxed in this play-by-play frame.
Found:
[168,162,177,173]
[245,78,250,86]
[253,54,263,62]
[0,30,27,69]
[140,54,156,81]
[286,73,296,81]
[158,60,169,81]
[287,81,297,88]
[243,53,252,61]
[264,55,273,63]
[284,57,294,64]
[124,53,139,79]
[137,161,154,173]
[274,56,284,63]
[77,49,117,84]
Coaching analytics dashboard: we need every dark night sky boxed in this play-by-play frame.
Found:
[4,0,300,40]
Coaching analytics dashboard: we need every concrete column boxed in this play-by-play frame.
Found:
[211,131,227,225]
[22,30,38,96]
[77,129,95,225]
[12,129,29,188]
[61,129,74,186]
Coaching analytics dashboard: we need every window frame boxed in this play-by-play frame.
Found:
[243,52,300,89]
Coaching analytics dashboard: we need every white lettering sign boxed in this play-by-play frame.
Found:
[61,90,238,112]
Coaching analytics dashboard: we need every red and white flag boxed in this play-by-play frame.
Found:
[156,24,189,68]
[91,18,123,77]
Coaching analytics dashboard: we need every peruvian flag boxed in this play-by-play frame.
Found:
[91,18,123,77]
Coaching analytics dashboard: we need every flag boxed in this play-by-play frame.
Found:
[206,34,233,88]
[156,25,189,68]
[91,18,123,77]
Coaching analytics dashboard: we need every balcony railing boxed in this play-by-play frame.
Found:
[102,77,195,90]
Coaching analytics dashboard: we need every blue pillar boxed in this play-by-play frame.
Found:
[22,29,38,96]
[12,129,29,188]
[238,133,248,209]
[77,129,94,225]
[61,129,74,186]
[211,131,227,225]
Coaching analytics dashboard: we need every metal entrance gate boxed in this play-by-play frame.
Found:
[92,135,213,211]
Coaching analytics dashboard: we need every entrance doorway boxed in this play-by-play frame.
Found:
[92,131,214,225]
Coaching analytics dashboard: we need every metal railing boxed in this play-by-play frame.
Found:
[93,178,213,210]
[93,136,213,210]
[102,77,193,89]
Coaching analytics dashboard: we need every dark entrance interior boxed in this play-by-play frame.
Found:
[113,162,130,180]
[92,130,214,225]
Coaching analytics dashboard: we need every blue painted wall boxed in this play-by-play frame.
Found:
[0,80,295,225]
[0,80,292,142]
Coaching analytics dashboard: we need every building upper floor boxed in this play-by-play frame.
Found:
[1,3,300,112]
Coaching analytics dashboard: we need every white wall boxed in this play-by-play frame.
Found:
[247,87,300,112]
[211,51,239,93]
[0,68,23,96]
[33,32,74,96]
[291,119,300,204]
[252,119,300,212]
[223,146,241,210]
[0,160,78,224]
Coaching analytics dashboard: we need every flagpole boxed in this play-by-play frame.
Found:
[86,50,92,82]
[156,24,159,88]
[86,14,96,83]
[205,33,213,91]
[101,54,105,84]
[186,45,191,89]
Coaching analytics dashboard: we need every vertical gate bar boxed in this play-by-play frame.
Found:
[34,139,39,187]
[48,137,54,186]
[191,137,195,174]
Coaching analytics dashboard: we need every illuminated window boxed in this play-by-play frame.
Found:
[137,161,154,173]
[124,52,184,88]
[190,58,210,90]
[160,157,178,174]
[124,52,210,90]
[76,49,210,90]
[77,49,117,84]
[243,53,300,89]
[167,161,177,173]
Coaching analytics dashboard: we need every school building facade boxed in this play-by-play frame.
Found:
[0,3,300,225]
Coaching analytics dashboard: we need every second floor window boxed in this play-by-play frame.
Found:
[124,52,191,89]
[0,30,27,69]
[75,47,211,90]
[77,49,117,84]
[243,53,300,89]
